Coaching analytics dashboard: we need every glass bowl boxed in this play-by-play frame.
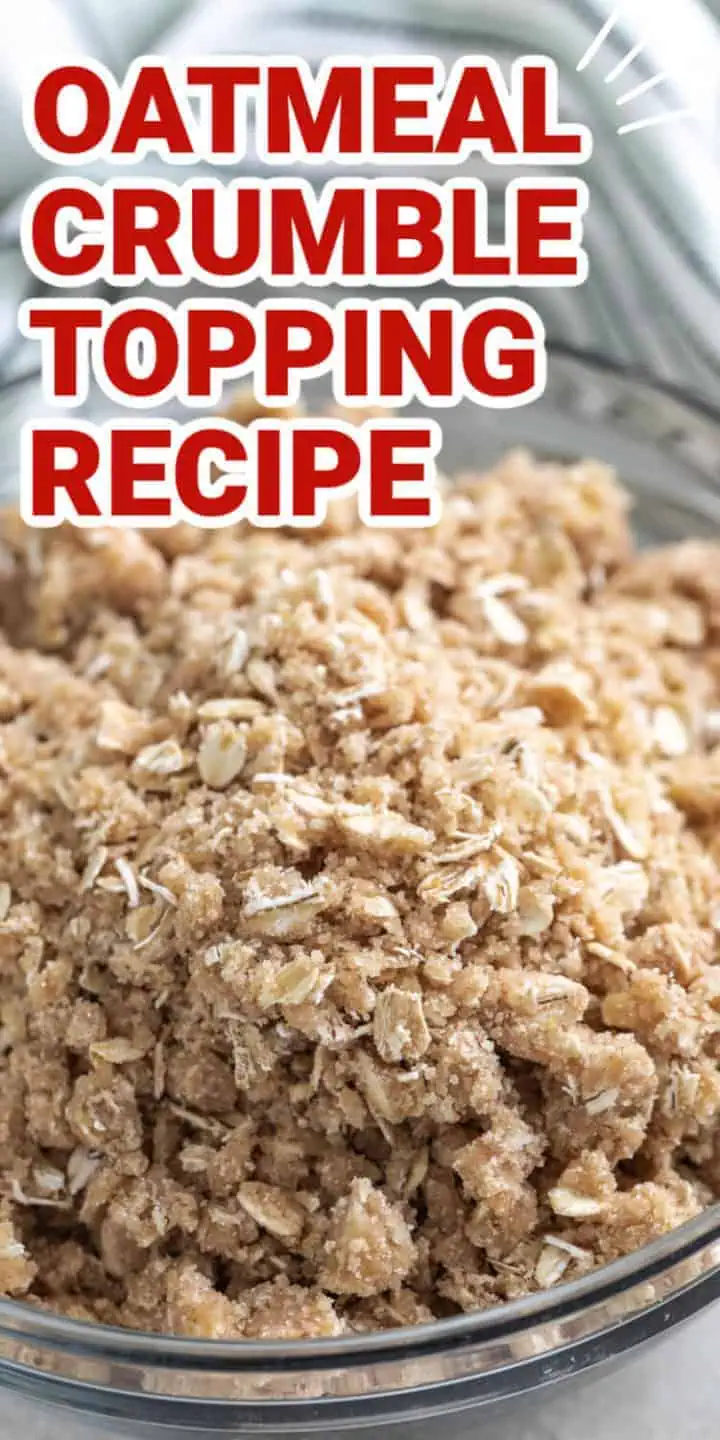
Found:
[0,348,720,1437]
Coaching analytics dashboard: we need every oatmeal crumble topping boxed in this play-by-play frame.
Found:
[0,447,719,1337]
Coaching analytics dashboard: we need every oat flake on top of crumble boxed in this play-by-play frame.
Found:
[0,437,719,1339]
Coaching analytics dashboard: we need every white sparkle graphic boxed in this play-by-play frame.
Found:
[577,10,697,136]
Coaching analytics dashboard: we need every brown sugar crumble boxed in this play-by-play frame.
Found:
[0,447,720,1339]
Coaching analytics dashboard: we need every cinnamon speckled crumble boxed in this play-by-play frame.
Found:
[0,448,719,1339]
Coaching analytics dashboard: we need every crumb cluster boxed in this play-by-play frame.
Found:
[0,446,719,1339]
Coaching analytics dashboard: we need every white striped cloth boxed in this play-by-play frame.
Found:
[1,0,719,415]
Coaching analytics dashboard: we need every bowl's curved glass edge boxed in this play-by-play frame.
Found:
[0,1230,719,1412]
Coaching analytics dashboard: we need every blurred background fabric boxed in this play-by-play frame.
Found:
[1,0,719,412]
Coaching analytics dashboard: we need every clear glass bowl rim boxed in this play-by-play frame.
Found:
[0,344,719,1384]
[0,1203,719,1373]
